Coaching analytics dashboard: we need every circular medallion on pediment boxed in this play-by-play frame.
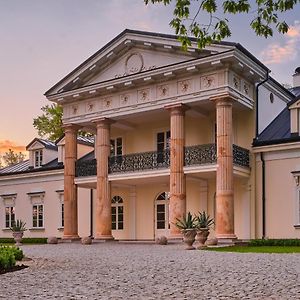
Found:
[125,52,144,74]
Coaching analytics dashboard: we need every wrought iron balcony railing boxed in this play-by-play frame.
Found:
[109,149,170,173]
[75,144,250,177]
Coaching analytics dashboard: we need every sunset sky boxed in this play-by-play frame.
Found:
[1,0,299,155]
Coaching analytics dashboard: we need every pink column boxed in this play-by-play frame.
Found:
[215,97,236,241]
[63,124,79,240]
[94,118,114,240]
[166,103,187,237]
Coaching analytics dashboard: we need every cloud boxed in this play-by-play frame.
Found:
[0,140,26,154]
[260,21,300,65]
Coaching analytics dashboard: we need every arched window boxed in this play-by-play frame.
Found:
[111,196,123,230]
[155,192,169,231]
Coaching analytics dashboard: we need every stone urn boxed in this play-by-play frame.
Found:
[196,228,210,249]
[182,229,197,250]
[13,231,24,246]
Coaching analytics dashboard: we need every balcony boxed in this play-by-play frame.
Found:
[75,144,250,177]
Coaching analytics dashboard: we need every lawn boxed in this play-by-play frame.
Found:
[206,246,300,253]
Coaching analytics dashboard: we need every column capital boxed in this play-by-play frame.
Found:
[164,103,189,115]
[92,118,115,128]
[62,123,81,133]
[210,93,236,105]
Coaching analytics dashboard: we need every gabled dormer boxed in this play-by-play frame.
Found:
[55,135,94,164]
[26,138,58,168]
[289,67,300,136]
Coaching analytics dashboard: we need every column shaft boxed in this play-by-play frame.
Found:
[168,104,186,237]
[215,98,236,239]
[95,119,113,239]
[63,125,79,239]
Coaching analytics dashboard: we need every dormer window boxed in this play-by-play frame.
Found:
[34,150,43,167]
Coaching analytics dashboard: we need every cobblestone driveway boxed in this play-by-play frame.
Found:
[0,243,300,299]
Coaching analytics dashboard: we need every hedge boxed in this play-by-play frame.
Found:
[0,238,48,244]
[249,239,300,246]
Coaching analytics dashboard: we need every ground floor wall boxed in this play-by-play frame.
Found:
[1,173,253,240]
[255,150,300,239]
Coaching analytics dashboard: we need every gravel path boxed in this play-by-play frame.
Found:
[1,243,300,299]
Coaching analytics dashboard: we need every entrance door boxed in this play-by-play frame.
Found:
[154,192,170,237]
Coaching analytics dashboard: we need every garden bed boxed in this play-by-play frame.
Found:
[0,245,25,275]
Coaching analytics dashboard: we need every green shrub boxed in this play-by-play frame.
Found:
[0,237,47,244]
[0,246,24,261]
[23,238,47,244]
[0,247,17,270]
[249,239,300,247]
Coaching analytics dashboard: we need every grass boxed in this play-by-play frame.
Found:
[206,246,300,253]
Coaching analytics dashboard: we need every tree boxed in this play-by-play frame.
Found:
[144,0,300,49]
[33,104,64,142]
[33,104,93,142]
[2,149,25,166]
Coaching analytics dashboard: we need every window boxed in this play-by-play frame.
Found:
[155,192,170,230]
[110,138,123,164]
[157,131,170,163]
[34,150,43,167]
[296,188,300,226]
[61,203,64,228]
[32,204,44,228]
[5,207,15,228]
[111,196,123,230]
[110,138,123,157]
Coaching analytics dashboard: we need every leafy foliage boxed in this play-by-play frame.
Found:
[10,219,27,232]
[33,104,94,141]
[144,0,299,49]
[175,212,197,229]
[195,211,214,229]
[2,149,25,167]
[33,104,64,142]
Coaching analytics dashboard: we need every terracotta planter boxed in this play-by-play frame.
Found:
[182,229,197,250]
[12,231,24,246]
[196,228,210,249]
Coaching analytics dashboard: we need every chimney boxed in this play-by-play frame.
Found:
[293,67,300,87]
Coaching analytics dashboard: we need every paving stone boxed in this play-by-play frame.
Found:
[0,244,299,299]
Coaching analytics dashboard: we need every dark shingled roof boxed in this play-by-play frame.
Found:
[253,85,300,147]
[26,138,58,151]
[0,158,63,176]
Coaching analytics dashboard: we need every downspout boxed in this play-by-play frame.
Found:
[90,189,93,238]
[260,152,266,239]
[255,71,270,138]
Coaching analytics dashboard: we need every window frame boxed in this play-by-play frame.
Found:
[110,137,123,157]
[34,149,43,168]
[5,206,15,228]
[295,187,300,227]
[111,195,124,231]
[32,204,44,228]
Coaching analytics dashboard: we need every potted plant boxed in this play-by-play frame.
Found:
[195,211,214,249]
[175,212,197,250]
[10,220,27,246]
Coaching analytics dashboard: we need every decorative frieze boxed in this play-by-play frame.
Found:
[63,70,254,120]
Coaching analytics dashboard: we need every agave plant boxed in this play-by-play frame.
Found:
[10,219,27,232]
[175,212,196,230]
[195,211,214,229]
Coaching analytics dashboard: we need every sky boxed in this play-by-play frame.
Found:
[0,0,299,156]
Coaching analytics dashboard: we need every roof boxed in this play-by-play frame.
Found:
[0,158,63,177]
[55,135,94,146]
[45,28,269,96]
[253,87,300,147]
[26,138,58,151]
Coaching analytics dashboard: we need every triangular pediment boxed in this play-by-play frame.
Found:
[45,29,236,96]
[86,47,201,85]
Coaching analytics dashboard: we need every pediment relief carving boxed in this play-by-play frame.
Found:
[86,48,193,87]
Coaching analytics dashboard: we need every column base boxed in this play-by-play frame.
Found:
[62,235,81,242]
[216,234,237,245]
[94,235,115,241]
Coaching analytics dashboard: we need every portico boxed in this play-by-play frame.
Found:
[45,29,264,242]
